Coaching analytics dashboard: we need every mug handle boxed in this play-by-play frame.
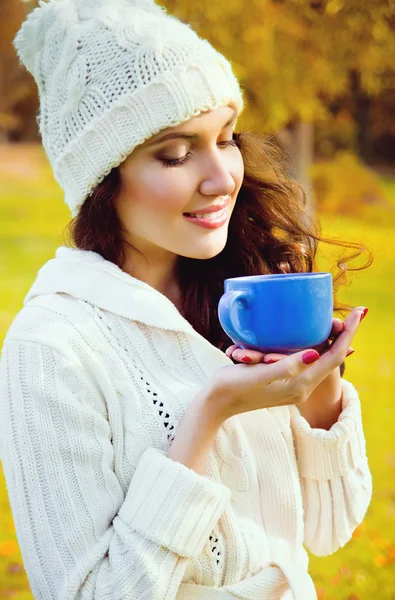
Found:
[218,289,257,347]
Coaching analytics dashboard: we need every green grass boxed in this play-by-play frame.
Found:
[0,145,394,599]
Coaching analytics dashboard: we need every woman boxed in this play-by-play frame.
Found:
[0,0,372,598]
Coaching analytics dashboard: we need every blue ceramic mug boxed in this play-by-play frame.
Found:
[218,272,333,354]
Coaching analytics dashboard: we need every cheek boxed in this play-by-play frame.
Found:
[234,153,245,187]
[124,168,190,215]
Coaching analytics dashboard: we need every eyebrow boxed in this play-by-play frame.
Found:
[147,110,237,147]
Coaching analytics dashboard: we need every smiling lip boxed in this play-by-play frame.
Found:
[183,207,228,229]
[183,197,230,215]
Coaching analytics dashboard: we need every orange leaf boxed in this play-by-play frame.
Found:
[352,524,365,538]
[0,540,18,556]
[373,554,388,567]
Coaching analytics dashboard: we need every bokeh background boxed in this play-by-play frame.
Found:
[1,0,395,598]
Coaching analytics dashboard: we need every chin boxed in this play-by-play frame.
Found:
[180,238,228,260]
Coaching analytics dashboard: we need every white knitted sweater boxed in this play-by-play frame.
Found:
[0,246,372,600]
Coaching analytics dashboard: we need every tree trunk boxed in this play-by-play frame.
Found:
[293,120,315,211]
[349,69,371,162]
[276,121,315,211]
[0,0,35,142]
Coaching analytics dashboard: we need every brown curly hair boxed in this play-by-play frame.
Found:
[63,130,373,358]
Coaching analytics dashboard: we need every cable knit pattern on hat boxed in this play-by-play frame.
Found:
[0,247,372,599]
[13,0,244,217]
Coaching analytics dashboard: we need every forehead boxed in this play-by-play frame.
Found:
[143,105,237,146]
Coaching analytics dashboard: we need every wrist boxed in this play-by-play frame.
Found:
[298,368,343,430]
[195,381,229,428]
[166,384,225,475]
[203,376,239,424]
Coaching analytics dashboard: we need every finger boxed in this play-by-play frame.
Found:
[266,339,352,363]
[329,306,366,353]
[264,320,345,361]
[263,353,287,364]
[312,318,344,354]
[264,347,321,383]
[330,318,345,338]
[302,307,366,383]
[261,317,348,362]
[233,348,266,364]
[225,344,239,357]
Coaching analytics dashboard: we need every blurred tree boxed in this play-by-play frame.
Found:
[0,0,39,142]
[162,0,395,205]
[369,77,395,165]
[2,0,394,204]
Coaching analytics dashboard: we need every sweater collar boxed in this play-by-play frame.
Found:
[24,245,230,367]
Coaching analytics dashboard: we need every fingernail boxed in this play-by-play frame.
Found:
[346,347,355,357]
[359,308,369,322]
[302,350,320,365]
[265,359,279,364]
[240,355,252,363]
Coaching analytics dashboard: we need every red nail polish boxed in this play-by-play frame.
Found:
[241,355,252,363]
[360,308,369,322]
[302,351,320,365]
[265,359,278,364]
[346,348,355,357]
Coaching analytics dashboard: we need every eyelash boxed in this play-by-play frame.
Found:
[159,140,238,168]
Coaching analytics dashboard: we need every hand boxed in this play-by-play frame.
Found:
[209,307,367,421]
[225,317,355,365]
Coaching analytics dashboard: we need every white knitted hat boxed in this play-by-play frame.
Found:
[14,0,245,217]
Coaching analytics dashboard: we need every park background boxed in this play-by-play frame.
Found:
[1,0,394,598]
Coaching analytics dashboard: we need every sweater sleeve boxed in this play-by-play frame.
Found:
[289,379,372,557]
[0,338,231,600]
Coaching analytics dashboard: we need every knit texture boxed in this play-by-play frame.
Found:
[13,0,244,217]
[0,246,372,599]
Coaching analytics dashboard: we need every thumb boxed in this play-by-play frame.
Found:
[265,349,320,382]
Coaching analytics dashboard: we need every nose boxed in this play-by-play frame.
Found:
[199,149,237,198]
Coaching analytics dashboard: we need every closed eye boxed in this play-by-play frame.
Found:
[159,139,238,168]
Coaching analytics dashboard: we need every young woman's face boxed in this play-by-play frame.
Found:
[115,105,244,263]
